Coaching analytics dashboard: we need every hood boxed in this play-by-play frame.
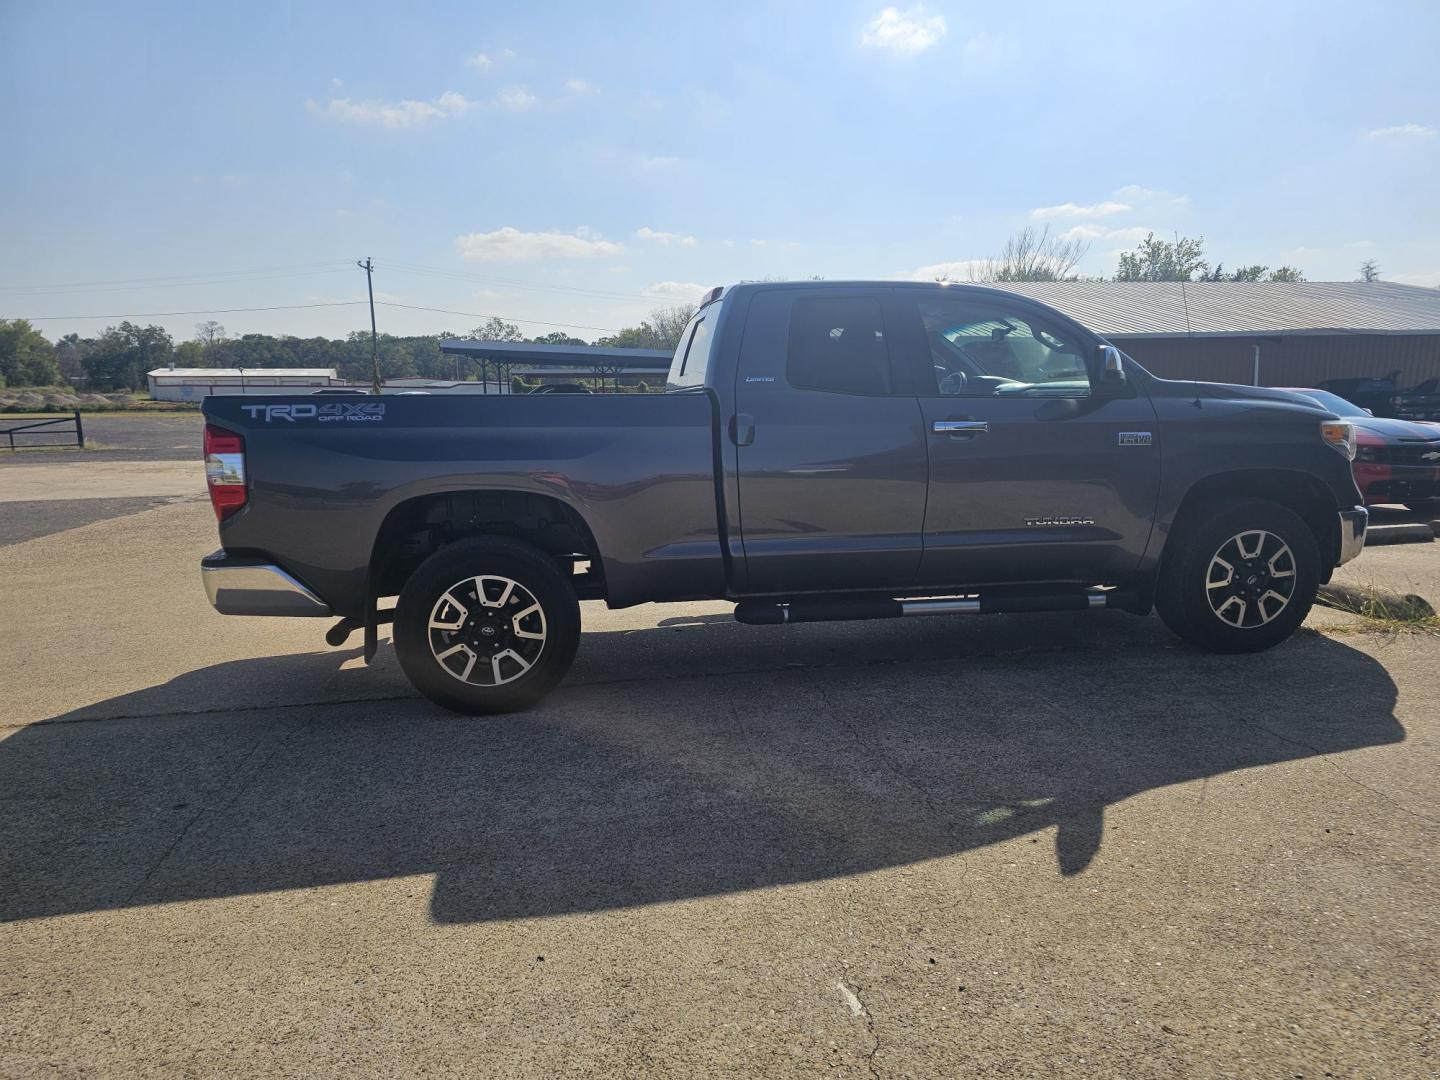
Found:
[1353,416,1440,441]
[1186,382,1334,410]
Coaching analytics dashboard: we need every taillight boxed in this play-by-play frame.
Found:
[204,423,247,520]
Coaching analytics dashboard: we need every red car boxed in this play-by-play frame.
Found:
[1283,388,1440,512]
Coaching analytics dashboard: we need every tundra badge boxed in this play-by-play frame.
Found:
[1118,431,1153,446]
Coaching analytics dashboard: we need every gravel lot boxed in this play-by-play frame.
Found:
[1,461,1436,1078]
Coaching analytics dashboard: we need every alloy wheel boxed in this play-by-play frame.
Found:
[427,575,547,686]
[1205,530,1297,629]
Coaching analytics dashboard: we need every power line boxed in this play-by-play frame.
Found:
[382,260,679,304]
[0,267,355,298]
[375,301,622,334]
[0,260,354,293]
[18,301,369,321]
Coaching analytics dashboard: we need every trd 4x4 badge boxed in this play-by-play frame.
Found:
[241,402,386,423]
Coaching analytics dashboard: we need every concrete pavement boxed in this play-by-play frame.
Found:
[1,494,1437,1077]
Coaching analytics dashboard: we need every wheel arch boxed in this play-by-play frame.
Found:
[1161,468,1341,583]
[369,488,605,604]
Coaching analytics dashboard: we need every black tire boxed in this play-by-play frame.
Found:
[394,537,580,714]
[1155,498,1320,653]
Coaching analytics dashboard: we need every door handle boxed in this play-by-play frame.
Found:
[932,420,988,437]
[730,413,755,447]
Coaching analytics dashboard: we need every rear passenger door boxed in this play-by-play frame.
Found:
[733,288,929,593]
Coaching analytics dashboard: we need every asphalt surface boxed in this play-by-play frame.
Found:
[0,410,203,462]
[2,470,1437,1076]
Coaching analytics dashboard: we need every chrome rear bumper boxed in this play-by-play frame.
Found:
[1337,507,1368,567]
[201,550,332,617]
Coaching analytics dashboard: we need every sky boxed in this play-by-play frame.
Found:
[3,0,1438,346]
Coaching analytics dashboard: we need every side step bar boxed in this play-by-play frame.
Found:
[734,588,1143,626]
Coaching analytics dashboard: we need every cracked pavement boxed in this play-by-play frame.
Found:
[1,495,1437,1077]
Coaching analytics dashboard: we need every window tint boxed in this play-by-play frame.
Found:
[787,296,892,396]
[918,297,1090,397]
[666,308,717,390]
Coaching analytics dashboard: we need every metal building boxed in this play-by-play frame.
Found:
[995,281,1440,386]
[147,367,338,401]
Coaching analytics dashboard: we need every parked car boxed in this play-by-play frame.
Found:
[1390,378,1440,422]
[1316,373,1401,416]
[200,281,1367,714]
[1280,388,1440,511]
[527,382,592,394]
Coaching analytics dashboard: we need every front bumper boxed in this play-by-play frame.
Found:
[201,549,333,617]
[1336,507,1368,567]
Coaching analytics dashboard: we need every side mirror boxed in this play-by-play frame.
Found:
[1099,345,1126,385]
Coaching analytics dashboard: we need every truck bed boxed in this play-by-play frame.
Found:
[203,392,725,615]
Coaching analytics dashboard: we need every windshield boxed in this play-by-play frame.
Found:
[1289,389,1367,417]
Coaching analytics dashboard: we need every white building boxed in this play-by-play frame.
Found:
[147,368,339,401]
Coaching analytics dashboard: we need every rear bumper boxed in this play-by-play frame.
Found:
[1337,507,1368,567]
[201,549,333,617]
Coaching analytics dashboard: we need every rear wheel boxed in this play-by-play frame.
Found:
[1155,498,1320,653]
[394,537,580,714]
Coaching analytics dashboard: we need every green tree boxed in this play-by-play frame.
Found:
[0,319,62,387]
[529,330,588,346]
[1267,265,1305,282]
[1359,259,1380,282]
[82,322,174,390]
[1115,233,1209,281]
[468,317,523,342]
[594,304,697,351]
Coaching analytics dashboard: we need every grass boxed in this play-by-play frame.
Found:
[1315,583,1440,635]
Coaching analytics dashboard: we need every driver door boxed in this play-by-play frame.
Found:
[896,292,1162,586]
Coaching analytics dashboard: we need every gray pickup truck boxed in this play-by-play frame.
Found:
[201,281,1368,713]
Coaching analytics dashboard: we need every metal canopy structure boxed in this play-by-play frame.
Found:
[438,340,672,393]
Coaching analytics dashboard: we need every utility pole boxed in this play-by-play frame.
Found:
[357,257,381,394]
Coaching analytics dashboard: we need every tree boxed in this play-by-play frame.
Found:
[1115,233,1209,281]
[1198,263,1306,282]
[468,317,523,342]
[81,322,173,390]
[0,319,62,387]
[594,304,697,351]
[194,320,227,347]
[55,333,91,382]
[1359,259,1380,283]
[964,225,1089,282]
[529,330,588,346]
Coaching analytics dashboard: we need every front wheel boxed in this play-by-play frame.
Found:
[394,537,580,714]
[1155,498,1320,653]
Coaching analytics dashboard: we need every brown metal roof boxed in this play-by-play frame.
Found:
[987,281,1440,338]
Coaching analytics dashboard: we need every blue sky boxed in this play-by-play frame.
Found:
[3,0,1438,344]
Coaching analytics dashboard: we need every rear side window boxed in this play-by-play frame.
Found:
[666,308,717,390]
[787,296,892,395]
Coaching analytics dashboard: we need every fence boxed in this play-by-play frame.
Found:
[0,410,85,451]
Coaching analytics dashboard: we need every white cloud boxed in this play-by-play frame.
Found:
[494,85,537,111]
[636,226,697,248]
[1068,225,1152,248]
[454,227,625,262]
[638,155,681,171]
[565,78,599,96]
[1032,200,1131,220]
[1392,270,1440,287]
[1364,122,1436,140]
[645,281,710,302]
[749,239,768,248]
[1114,184,1191,208]
[861,6,946,54]
[466,52,493,71]
[312,91,475,129]
[901,259,986,282]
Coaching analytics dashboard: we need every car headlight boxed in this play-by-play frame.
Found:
[1321,420,1356,461]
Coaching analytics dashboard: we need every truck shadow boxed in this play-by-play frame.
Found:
[0,618,1404,925]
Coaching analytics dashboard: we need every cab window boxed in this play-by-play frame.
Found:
[787,296,892,395]
[917,297,1091,397]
